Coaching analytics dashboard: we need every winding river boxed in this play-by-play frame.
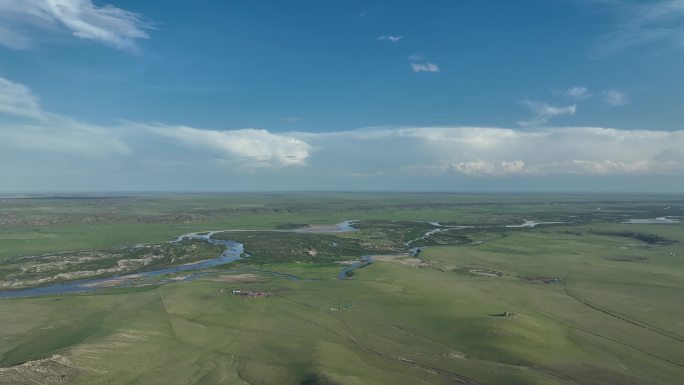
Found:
[0,221,360,299]
[0,218,564,299]
[337,255,374,279]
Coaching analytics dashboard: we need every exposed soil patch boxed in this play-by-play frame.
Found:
[0,355,78,385]
[453,267,503,277]
[372,254,430,267]
[226,289,272,298]
[80,275,143,288]
[207,274,266,283]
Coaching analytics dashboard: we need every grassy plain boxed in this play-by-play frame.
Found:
[0,193,682,385]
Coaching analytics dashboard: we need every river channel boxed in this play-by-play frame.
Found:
[0,221,365,299]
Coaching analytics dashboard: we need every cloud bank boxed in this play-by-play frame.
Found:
[293,126,684,177]
[1,77,683,191]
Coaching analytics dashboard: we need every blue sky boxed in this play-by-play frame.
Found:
[0,0,683,192]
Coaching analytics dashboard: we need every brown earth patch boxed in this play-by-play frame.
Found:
[0,355,78,385]
[373,254,429,267]
[206,274,266,283]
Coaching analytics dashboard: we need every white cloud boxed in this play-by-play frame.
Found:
[434,160,526,176]
[603,90,629,106]
[519,100,576,126]
[0,78,310,168]
[2,121,684,190]
[410,63,440,73]
[0,0,152,51]
[501,160,526,173]
[549,159,653,174]
[1,77,683,192]
[448,160,496,175]
[0,77,43,119]
[146,125,311,168]
[408,53,424,62]
[378,35,403,42]
[564,86,593,100]
[293,126,684,176]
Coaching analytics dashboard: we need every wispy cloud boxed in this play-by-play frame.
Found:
[0,77,44,119]
[408,53,424,62]
[563,86,593,101]
[280,117,301,123]
[0,0,152,51]
[589,0,684,55]
[603,89,629,106]
[1,119,131,158]
[377,35,403,42]
[0,25,33,50]
[518,100,576,127]
[410,63,440,73]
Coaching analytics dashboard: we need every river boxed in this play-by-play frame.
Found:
[0,221,358,299]
[0,218,564,299]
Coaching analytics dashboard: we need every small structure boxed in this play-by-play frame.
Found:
[491,310,518,317]
[229,288,272,298]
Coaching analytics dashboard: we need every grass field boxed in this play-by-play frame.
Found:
[0,193,682,384]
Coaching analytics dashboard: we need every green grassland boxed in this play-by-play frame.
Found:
[1,192,680,258]
[0,193,683,385]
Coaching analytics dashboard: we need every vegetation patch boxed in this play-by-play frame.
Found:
[213,231,380,264]
[275,223,310,230]
[453,267,503,277]
[300,373,345,385]
[520,276,562,284]
[352,220,435,249]
[604,255,648,262]
[591,230,676,245]
[411,230,472,247]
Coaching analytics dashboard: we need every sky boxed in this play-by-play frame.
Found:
[0,0,683,192]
